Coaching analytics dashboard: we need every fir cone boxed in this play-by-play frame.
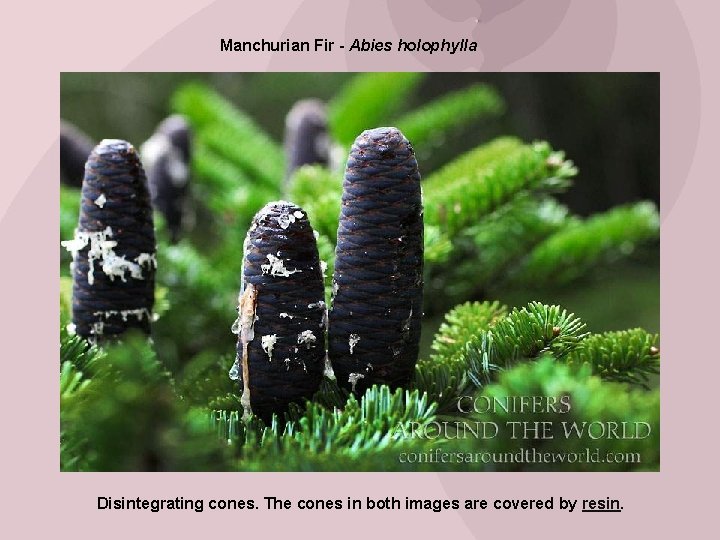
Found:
[283,99,329,186]
[61,139,156,342]
[141,115,192,243]
[329,127,424,395]
[233,201,326,421]
[60,120,95,188]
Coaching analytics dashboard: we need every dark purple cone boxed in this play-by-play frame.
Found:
[329,127,424,395]
[62,139,156,342]
[235,201,326,421]
[283,99,329,186]
[141,115,192,243]
[60,120,95,188]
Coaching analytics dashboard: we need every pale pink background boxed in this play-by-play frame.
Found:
[0,0,717,537]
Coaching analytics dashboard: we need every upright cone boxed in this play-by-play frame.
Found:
[234,201,326,421]
[62,139,156,342]
[283,99,329,186]
[141,115,192,243]
[329,127,424,394]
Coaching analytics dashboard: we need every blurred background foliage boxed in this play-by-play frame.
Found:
[61,72,659,215]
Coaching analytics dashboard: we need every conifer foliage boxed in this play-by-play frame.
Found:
[60,74,660,471]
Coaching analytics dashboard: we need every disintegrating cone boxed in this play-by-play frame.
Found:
[61,139,156,342]
[329,127,424,395]
[141,115,192,242]
[283,99,329,186]
[60,120,95,188]
[233,201,326,421]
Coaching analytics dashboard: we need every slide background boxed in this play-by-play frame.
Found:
[1,0,717,536]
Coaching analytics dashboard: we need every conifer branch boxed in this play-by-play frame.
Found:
[60,361,90,400]
[192,143,275,229]
[175,352,238,408]
[413,357,472,415]
[61,336,180,471]
[424,196,570,311]
[414,302,508,412]
[172,83,284,188]
[197,123,282,189]
[395,83,505,152]
[424,140,577,237]
[467,196,570,285]
[430,301,508,364]
[153,242,240,361]
[328,73,425,146]
[213,384,436,457]
[566,329,660,388]
[60,329,101,377]
[465,302,589,386]
[513,202,659,285]
[424,224,454,264]
[288,164,342,242]
[467,357,660,471]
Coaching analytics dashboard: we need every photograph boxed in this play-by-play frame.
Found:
[59,72,660,472]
